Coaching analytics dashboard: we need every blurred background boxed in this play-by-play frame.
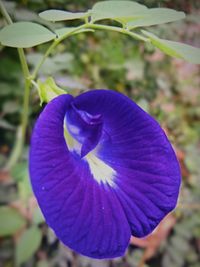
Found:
[0,0,200,267]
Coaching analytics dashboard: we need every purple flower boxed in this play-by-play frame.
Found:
[29,89,181,259]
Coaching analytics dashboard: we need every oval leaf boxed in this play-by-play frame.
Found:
[11,161,27,182]
[91,0,147,24]
[0,22,56,48]
[16,226,42,266]
[127,8,185,29]
[33,206,45,225]
[0,207,26,237]
[142,30,200,64]
[39,9,87,21]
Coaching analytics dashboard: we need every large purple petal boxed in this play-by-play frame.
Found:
[29,94,131,259]
[30,89,181,258]
[72,90,181,237]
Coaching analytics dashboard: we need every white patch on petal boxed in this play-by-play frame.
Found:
[85,153,116,187]
[64,125,82,154]
[64,123,116,187]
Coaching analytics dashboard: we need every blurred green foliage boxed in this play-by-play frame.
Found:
[0,1,200,267]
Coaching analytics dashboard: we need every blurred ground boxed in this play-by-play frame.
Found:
[0,1,200,267]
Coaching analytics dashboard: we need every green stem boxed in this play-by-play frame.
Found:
[18,48,30,78]
[5,79,31,170]
[32,40,57,79]
[0,0,12,24]
[0,0,31,170]
[87,23,149,42]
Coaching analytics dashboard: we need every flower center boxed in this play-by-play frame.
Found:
[65,102,103,158]
[64,102,116,186]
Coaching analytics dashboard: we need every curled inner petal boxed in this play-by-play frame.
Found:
[66,102,103,157]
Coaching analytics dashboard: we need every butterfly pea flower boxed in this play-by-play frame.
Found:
[29,89,181,259]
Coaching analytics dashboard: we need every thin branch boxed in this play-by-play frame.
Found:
[0,0,31,170]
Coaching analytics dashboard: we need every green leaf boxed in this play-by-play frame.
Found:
[0,207,26,237]
[0,22,56,48]
[142,30,200,64]
[127,8,185,29]
[0,119,15,130]
[33,206,45,225]
[15,226,42,266]
[18,175,33,202]
[11,161,27,182]
[37,77,67,104]
[55,27,94,39]
[37,260,49,267]
[3,100,19,115]
[39,9,87,21]
[11,161,32,202]
[91,0,147,24]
